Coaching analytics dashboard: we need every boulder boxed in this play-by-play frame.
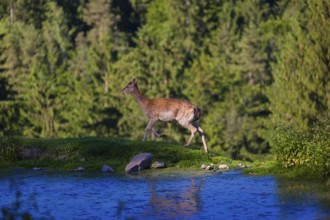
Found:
[151,161,165,169]
[201,164,208,169]
[219,164,230,170]
[206,165,214,170]
[125,153,153,173]
[238,163,247,168]
[201,164,215,170]
[101,164,115,173]
[74,166,85,172]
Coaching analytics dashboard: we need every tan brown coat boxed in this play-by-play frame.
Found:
[121,79,208,153]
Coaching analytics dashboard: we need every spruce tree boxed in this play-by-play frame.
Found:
[0,2,73,137]
[79,0,128,135]
[270,0,330,130]
[269,0,330,171]
[21,2,72,137]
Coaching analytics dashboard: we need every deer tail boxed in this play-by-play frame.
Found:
[193,107,202,120]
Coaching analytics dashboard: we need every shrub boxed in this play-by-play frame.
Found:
[272,115,330,178]
[0,136,17,161]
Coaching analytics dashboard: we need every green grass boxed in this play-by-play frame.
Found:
[244,158,330,184]
[1,136,328,184]
[0,136,237,172]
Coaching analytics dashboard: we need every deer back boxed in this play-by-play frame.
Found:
[144,98,201,123]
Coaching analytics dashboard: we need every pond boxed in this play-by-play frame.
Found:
[0,168,329,220]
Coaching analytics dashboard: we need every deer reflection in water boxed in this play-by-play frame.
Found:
[147,178,205,218]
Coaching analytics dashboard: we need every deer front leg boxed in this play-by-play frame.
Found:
[182,123,197,147]
[193,121,208,153]
[142,119,157,141]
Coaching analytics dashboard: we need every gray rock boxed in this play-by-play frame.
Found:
[75,166,85,172]
[151,161,165,169]
[201,164,208,169]
[32,167,42,171]
[206,165,214,170]
[219,164,230,170]
[238,163,247,168]
[101,164,115,172]
[125,153,153,173]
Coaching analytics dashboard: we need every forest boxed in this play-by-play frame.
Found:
[0,0,329,177]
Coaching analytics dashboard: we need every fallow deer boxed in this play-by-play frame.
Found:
[121,79,208,153]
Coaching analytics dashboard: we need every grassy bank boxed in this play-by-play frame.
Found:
[244,159,330,185]
[0,136,242,172]
[1,136,328,185]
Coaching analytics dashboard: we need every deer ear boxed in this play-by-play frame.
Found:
[132,78,137,84]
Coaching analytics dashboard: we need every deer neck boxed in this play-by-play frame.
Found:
[131,86,147,110]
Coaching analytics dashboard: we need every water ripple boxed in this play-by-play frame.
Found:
[0,169,329,220]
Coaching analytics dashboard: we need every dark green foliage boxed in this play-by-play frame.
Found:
[269,0,330,131]
[267,0,330,178]
[0,136,16,161]
[0,0,329,178]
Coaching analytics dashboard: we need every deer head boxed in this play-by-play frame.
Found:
[121,78,137,95]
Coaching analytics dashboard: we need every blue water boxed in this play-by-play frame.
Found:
[0,169,329,220]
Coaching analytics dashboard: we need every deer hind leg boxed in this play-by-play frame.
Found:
[152,128,160,137]
[142,119,157,141]
[192,121,208,153]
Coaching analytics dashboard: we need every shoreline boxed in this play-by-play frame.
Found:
[1,136,328,184]
[0,136,245,173]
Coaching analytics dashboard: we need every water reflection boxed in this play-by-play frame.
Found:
[276,177,330,219]
[1,169,330,219]
[148,178,204,219]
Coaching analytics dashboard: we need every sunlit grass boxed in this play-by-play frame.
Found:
[0,136,235,172]
[1,136,328,183]
[244,159,329,183]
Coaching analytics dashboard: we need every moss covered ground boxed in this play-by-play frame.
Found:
[0,136,245,173]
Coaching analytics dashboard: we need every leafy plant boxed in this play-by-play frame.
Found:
[272,114,330,178]
[0,136,16,161]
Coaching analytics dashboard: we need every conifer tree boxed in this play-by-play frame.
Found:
[79,0,128,135]
[182,0,239,150]
[228,0,274,157]
[0,19,39,135]
[21,2,72,137]
[0,2,73,137]
[268,0,330,172]
[183,0,277,158]
[65,33,96,136]
[270,0,330,130]
[0,0,46,28]
[0,19,20,135]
